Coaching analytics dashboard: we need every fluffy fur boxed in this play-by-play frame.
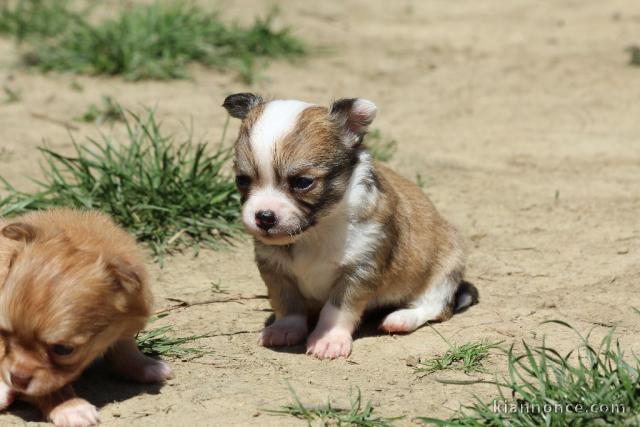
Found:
[224,93,476,360]
[0,209,173,426]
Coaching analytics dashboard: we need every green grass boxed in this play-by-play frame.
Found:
[210,279,228,294]
[0,0,306,81]
[69,80,84,92]
[2,85,21,103]
[627,46,640,66]
[235,55,268,85]
[265,386,403,427]
[0,148,13,162]
[0,107,240,261]
[415,173,428,189]
[76,95,124,124]
[136,321,209,359]
[366,129,397,162]
[416,340,501,376]
[418,320,640,426]
[0,0,85,42]
[416,326,501,376]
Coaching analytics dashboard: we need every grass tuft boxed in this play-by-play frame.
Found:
[0,148,13,162]
[210,279,228,294]
[0,1,306,81]
[265,385,403,427]
[416,340,501,376]
[2,85,21,103]
[366,128,397,162]
[136,323,209,359]
[418,320,640,426]
[0,0,85,42]
[416,326,501,376]
[627,45,640,66]
[76,95,124,124]
[415,173,428,189]
[0,107,240,261]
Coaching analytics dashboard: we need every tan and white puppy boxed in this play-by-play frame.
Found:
[0,209,173,426]
[224,93,475,360]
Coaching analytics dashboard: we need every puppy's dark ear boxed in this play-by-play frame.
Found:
[330,98,377,148]
[222,93,263,119]
[1,222,38,243]
[108,257,145,294]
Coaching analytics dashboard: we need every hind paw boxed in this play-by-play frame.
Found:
[380,309,424,333]
[259,315,308,347]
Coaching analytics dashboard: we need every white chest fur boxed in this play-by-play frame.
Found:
[289,213,347,301]
[262,151,382,303]
[287,210,382,302]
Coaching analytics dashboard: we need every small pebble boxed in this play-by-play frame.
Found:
[405,355,419,367]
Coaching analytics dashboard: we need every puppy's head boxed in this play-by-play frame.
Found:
[0,222,149,397]
[223,93,377,245]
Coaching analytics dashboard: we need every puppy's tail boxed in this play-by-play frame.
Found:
[454,280,479,313]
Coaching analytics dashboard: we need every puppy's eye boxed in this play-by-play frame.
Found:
[291,177,314,191]
[235,175,251,190]
[50,344,75,357]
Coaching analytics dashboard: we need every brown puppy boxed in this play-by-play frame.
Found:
[0,209,173,426]
[224,94,475,360]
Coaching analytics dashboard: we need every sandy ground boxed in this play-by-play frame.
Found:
[1,0,640,425]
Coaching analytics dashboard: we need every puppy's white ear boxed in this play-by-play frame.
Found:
[1,222,38,243]
[330,98,377,148]
[222,93,263,119]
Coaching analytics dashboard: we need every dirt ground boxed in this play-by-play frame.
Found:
[1,0,639,425]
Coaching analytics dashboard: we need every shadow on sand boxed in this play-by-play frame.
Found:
[7,358,166,422]
[266,280,479,356]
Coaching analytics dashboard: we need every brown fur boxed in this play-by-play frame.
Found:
[234,105,357,231]
[0,209,168,424]
[275,106,354,216]
[254,158,466,329]
[225,94,472,359]
[365,163,466,319]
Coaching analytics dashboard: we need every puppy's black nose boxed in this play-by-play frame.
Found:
[255,210,277,230]
[10,371,32,390]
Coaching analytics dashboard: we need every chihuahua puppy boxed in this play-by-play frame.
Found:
[223,93,475,360]
[0,209,173,426]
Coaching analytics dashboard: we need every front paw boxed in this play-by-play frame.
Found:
[49,398,99,427]
[259,315,308,347]
[0,381,15,410]
[306,328,353,359]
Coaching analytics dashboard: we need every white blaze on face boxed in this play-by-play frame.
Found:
[243,100,314,238]
[250,100,312,181]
